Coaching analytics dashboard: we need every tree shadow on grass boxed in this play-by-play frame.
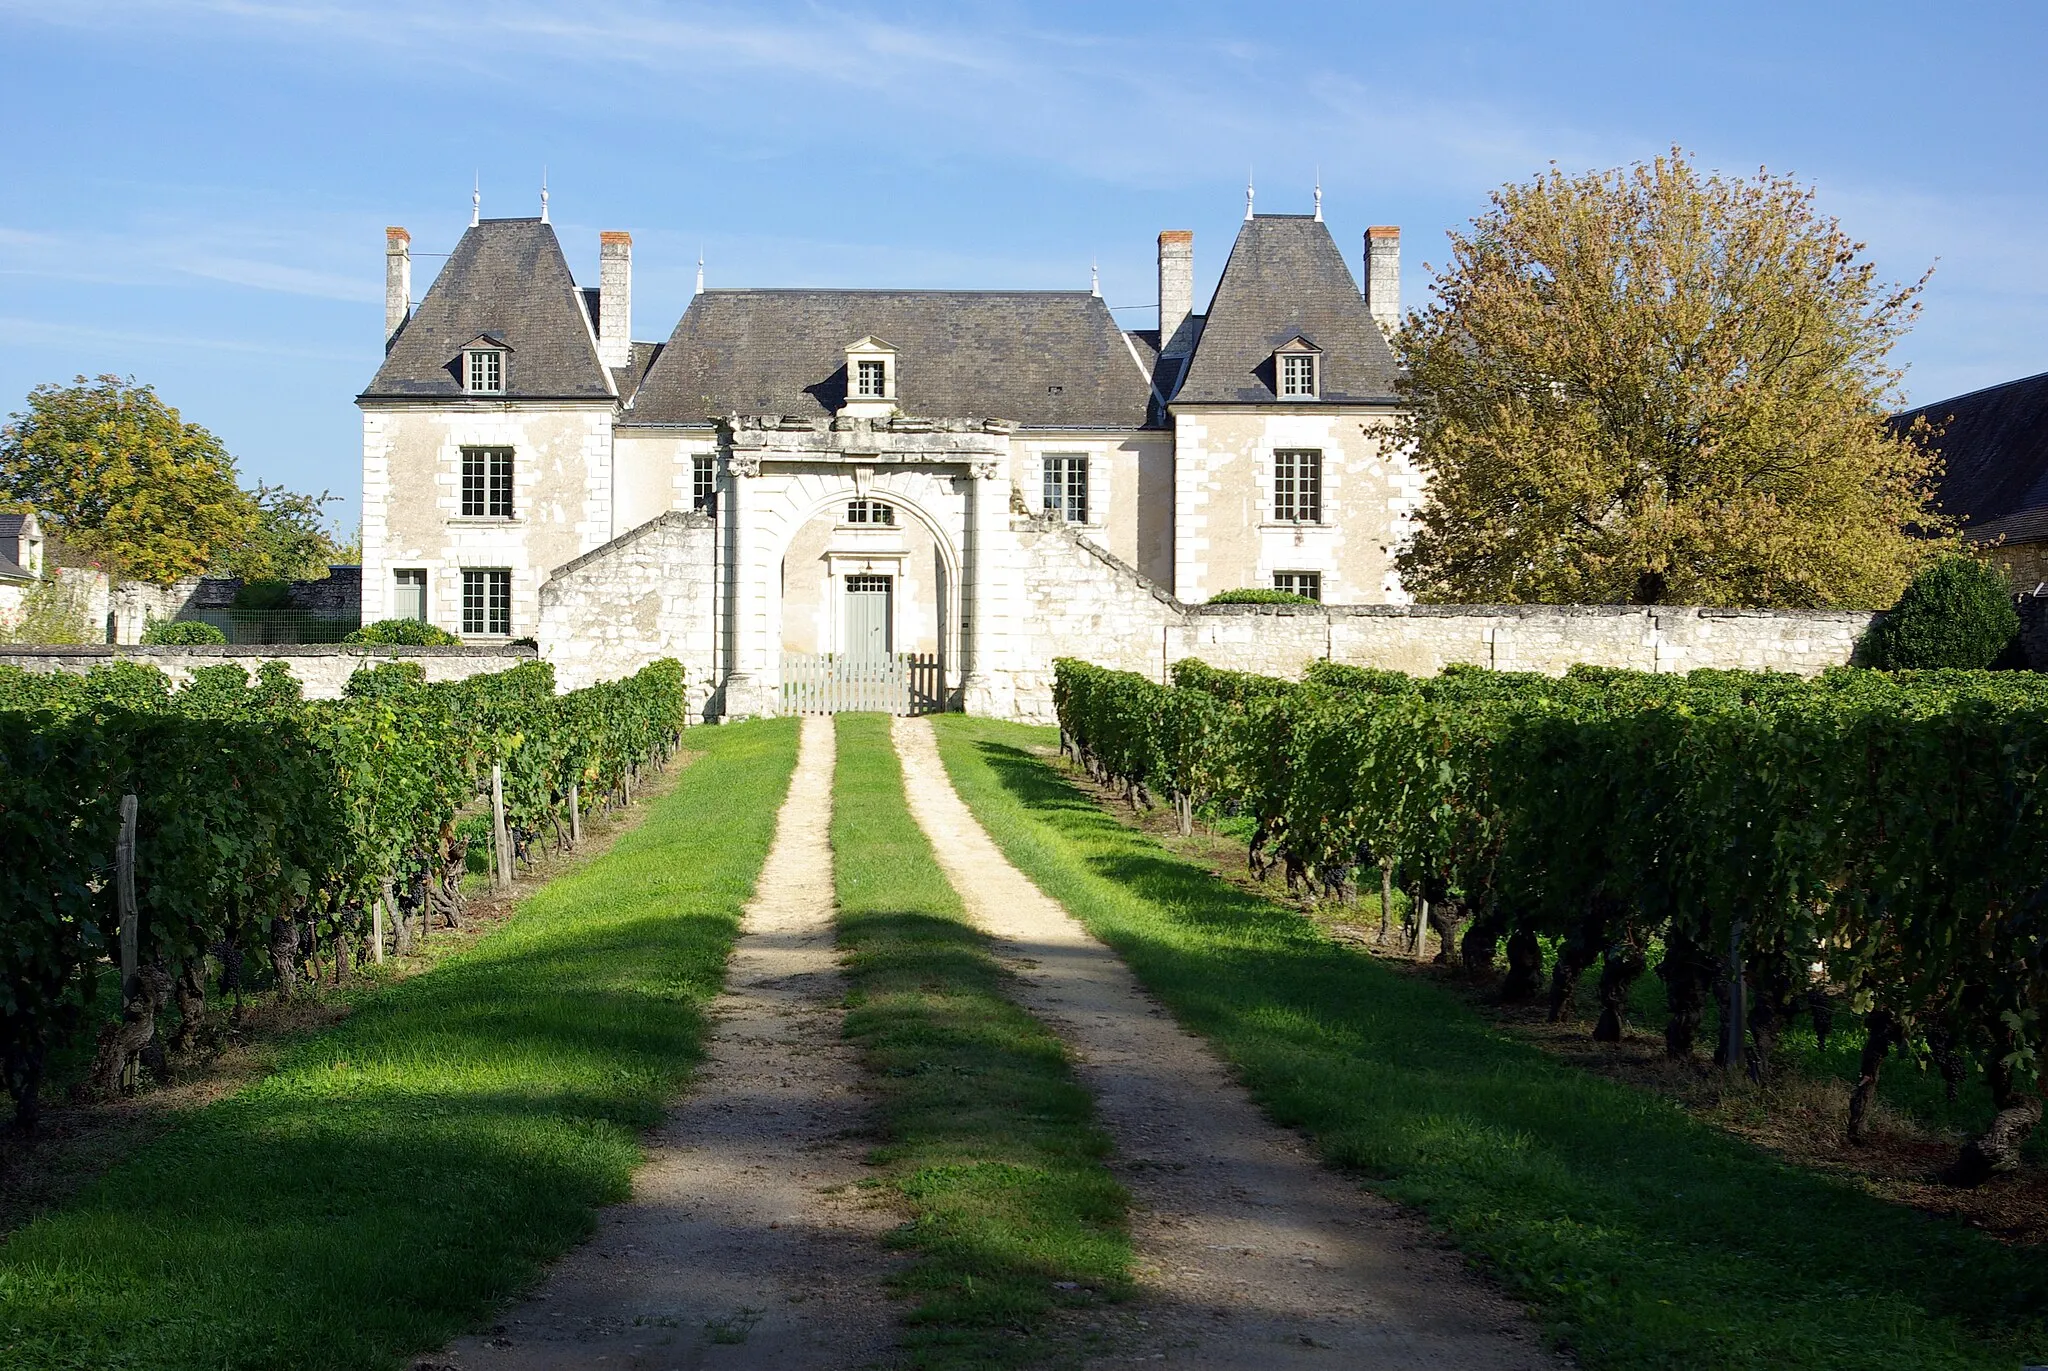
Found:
[954,732,2048,1361]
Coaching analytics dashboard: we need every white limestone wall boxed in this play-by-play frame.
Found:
[537,511,718,716]
[0,645,534,698]
[612,429,720,531]
[1002,520,1876,720]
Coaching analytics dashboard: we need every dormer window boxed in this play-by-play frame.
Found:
[840,336,899,416]
[461,335,509,394]
[1275,336,1321,400]
[1280,353,1316,397]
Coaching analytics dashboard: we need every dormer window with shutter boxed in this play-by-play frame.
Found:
[461,335,509,395]
[840,336,899,417]
[1275,336,1320,400]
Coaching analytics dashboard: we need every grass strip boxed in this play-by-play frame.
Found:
[932,715,2048,1371]
[830,713,1131,1369]
[0,718,801,1371]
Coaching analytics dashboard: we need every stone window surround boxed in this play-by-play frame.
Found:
[1027,442,1108,530]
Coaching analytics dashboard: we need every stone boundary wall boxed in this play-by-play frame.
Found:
[537,510,719,720]
[1006,525,1878,721]
[0,643,536,699]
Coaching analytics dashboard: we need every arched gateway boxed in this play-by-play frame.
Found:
[736,435,978,716]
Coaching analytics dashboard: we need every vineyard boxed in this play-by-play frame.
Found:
[1054,656,2048,1183]
[0,656,687,1129]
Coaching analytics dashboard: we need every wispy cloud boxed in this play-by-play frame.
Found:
[0,313,362,361]
[0,223,377,302]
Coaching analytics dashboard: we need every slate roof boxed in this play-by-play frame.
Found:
[0,512,35,581]
[1171,215,1400,406]
[362,219,614,401]
[1892,369,2048,542]
[624,290,1153,428]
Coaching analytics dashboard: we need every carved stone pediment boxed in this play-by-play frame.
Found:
[723,412,1009,467]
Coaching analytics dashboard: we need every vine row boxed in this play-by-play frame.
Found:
[1054,655,2048,1183]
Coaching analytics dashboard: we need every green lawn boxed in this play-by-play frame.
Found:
[933,715,2048,1371]
[0,718,801,1371]
[830,714,1131,1369]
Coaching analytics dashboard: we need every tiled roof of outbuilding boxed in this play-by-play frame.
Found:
[1172,215,1400,406]
[624,290,1154,428]
[1893,370,2048,541]
[361,219,614,401]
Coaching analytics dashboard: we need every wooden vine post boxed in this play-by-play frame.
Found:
[371,883,386,964]
[116,794,139,1092]
[1725,918,1747,1073]
[491,762,513,888]
[568,778,581,847]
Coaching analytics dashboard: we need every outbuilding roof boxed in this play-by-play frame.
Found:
[623,290,1154,429]
[361,219,613,402]
[1171,215,1400,406]
[1893,369,2048,542]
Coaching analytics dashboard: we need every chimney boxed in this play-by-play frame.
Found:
[1365,226,1400,337]
[1158,230,1194,358]
[598,231,633,370]
[384,227,411,350]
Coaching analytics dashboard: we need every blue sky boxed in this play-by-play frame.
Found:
[2,1,2043,533]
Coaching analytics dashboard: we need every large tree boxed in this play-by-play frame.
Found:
[1394,151,1948,608]
[0,375,258,583]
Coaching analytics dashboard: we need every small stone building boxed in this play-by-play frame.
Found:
[359,196,1421,717]
[1895,369,2048,589]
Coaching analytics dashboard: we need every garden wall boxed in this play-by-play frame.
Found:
[1005,523,1876,721]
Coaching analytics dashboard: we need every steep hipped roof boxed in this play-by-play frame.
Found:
[624,290,1153,428]
[1893,370,2048,540]
[361,219,613,401]
[1172,215,1400,406]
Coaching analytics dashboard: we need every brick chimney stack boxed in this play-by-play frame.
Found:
[384,227,411,351]
[1158,230,1194,358]
[1365,226,1400,337]
[598,231,633,370]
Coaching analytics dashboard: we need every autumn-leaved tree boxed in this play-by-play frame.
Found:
[0,375,257,583]
[1395,151,1948,608]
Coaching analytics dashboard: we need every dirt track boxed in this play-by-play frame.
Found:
[437,716,898,1370]
[891,716,1560,1369]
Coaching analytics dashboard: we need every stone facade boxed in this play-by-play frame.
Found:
[0,643,535,698]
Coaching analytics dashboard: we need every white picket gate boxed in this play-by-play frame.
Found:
[780,652,945,715]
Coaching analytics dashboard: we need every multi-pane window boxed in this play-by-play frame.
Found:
[392,568,427,622]
[1274,571,1322,601]
[1042,454,1089,524]
[461,569,512,636]
[465,349,503,394]
[1273,449,1322,523]
[845,499,895,525]
[856,358,888,397]
[1280,353,1317,397]
[461,447,514,518]
[692,455,716,513]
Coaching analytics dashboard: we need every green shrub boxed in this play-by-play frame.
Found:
[140,618,228,646]
[1871,555,2020,670]
[1205,587,1319,606]
[344,618,461,646]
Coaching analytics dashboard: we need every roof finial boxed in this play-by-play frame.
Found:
[695,249,704,296]
[1090,259,1100,297]
[472,173,480,227]
[540,166,549,224]
[1314,169,1322,222]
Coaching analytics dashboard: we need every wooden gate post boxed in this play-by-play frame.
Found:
[115,794,139,1092]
